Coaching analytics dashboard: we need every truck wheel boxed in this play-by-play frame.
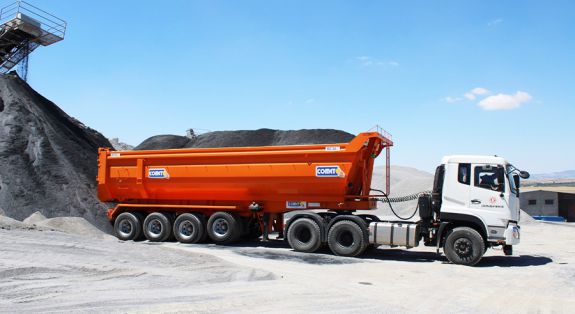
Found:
[143,212,172,242]
[114,212,143,241]
[173,213,205,244]
[444,227,485,266]
[327,220,367,257]
[287,218,322,253]
[207,212,241,244]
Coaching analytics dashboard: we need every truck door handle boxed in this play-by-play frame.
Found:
[471,199,481,204]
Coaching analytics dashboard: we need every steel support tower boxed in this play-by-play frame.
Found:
[0,1,66,78]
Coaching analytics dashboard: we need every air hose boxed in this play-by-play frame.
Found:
[371,189,432,221]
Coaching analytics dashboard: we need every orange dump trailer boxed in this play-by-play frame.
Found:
[98,130,393,256]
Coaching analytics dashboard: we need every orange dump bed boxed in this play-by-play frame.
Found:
[98,131,392,219]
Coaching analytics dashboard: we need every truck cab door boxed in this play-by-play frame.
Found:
[439,162,471,214]
[469,164,507,212]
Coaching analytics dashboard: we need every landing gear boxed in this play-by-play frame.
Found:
[503,245,513,256]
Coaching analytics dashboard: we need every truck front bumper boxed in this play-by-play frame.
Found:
[504,222,520,245]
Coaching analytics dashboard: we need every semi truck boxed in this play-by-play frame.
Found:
[97,129,529,266]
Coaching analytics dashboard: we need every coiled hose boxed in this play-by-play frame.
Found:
[371,189,432,220]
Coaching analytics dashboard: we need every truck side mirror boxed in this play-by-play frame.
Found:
[519,171,530,179]
[513,174,520,191]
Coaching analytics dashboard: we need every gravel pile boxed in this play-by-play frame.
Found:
[0,72,112,231]
[134,129,355,150]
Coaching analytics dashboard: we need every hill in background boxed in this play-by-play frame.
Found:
[529,170,575,181]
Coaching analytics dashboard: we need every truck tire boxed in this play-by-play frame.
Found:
[143,212,172,242]
[114,212,143,241]
[444,226,485,266]
[327,220,367,257]
[207,212,241,244]
[287,218,322,253]
[173,213,205,244]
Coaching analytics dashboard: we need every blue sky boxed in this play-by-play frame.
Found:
[18,0,575,173]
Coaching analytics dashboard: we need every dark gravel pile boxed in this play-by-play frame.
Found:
[134,135,190,150]
[134,128,355,150]
[0,72,112,231]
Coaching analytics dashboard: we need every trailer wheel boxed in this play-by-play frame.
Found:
[173,213,205,244]
[114,212,143,241]
[287,218,322,253]
[327,220,367,257]
[444,227,485,266]
[207,212,241,244]
[143,212,172,242]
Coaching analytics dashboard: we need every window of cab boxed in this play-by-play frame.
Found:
[458,163,471,185]
[474,165,504,192]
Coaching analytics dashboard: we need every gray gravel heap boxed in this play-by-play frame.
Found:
[0,72,112,231]
[134,129,355,150]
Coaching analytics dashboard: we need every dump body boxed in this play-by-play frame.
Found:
[98,132,392,220]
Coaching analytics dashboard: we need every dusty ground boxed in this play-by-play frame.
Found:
[1,220,574,313]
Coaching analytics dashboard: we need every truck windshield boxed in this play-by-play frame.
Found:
[506,165,518,195]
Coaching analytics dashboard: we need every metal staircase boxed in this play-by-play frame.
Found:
[0,1,66,75]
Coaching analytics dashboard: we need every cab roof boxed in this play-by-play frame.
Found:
[442,155,509,165]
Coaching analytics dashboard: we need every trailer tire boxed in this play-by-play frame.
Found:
[143,212,172,242]
[287,218,322,253]
[444,226,485,266]
[207,212,241,244]
[173,213,205,244]
[114,212,143,241]
[327,220,367,257]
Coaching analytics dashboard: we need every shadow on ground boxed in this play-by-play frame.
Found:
[477,255,553,267]
[362,248,443,263]
[161,239,554,267]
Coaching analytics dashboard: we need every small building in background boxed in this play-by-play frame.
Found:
[520,189,575,222]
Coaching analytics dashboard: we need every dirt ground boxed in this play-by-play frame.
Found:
[1,220,574,313]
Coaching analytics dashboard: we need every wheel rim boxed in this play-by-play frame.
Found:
[336,230,354,247]
[148,219,163,236]
[212,218,229,237]
[295,226,312,243]
[454,237,473,257]
[118,219,133,237]
[179,220,195,238]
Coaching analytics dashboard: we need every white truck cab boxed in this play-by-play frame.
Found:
[286,155,528,266]
[413,155,529,265]
[366,155,528,266]
[439,155,521,247]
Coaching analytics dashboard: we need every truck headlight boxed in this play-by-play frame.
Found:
[512,227,520,239]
